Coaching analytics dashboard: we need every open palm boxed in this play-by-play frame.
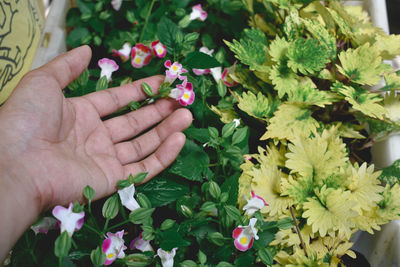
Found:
[0,46,192,211]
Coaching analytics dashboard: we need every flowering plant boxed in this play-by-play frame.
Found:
[10,0,400,266]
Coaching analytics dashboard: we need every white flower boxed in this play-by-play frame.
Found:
[111,0,122,11]
[130,232,153,252]
[189,4,208,21]
[118,184,140,211]
[157,248,178,267]
[52,203,85,236]
[232,218,259,251]
[31,217,58,235]
[102,230,127,265]
[98,58,119,82]
[233,118,241,128]
[242,190,268,216]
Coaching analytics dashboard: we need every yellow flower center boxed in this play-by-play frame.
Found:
[158,48,163,54]
[172,66,178,71]
[107,253,115,259]
[183,93,190,99]
[136,57,142,64]
[239,236,248,244]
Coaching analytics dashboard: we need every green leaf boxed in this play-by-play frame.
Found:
[96,76,108,91]
[208,127,219,139]
[158,17,180,54]
[83,185,95,201]
[258,247,274,266]
[102,194,119,219]
[200,202,217,212]
[287,38,331,75]
[181,260,198,267]
[160,219,176,231]
[198,250,207,264]
[232,127,248,145]
[277,217,294,229]
[75,0,94,14]
[209,181,221,199]
[222,122,236,138]
[287,81,336,107]
[133,172,148,184]
[90,246,106,267]
[270,63,299,98]
[220,173,240,206]
[207,232,226,246]
[136,177,189,207]
[159,225,191,251]
[234,251,255,267]
[66,28,90,47]
[54,231,71,258]
[337,43,385,85]
[183,51,221,69]
[129,208,155,224]
[254,230,276,248]
[117,174,134,189]
[216,262,234,267]
[169,140,210,181]
[184,127,210,143]
[303,18,336,60]
[224,205,241,221]
[142,82,154,97]
[136,193,152,208]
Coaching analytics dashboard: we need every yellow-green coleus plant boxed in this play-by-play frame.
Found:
[217,0,400,265]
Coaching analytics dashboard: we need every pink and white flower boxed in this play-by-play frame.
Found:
[222,65,238,87]
[112,43,131,62]
[118,184,140,212]
[98,58,119,82]
[169,82,195,106]
[193,68,211,75]
[156,248,178,267]
[164,60,188,84]
[232,218,259,252]
[52,203,84,236]
[31,217,58,235]
[243,191,268,216]
[130,232,153,252]
[131,44,152,68]
[111,0,122,11]
[151,41,167,58]
[189,4,208,21]
[102,230,127,265]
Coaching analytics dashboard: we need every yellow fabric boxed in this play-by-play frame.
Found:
[0,0,44,104]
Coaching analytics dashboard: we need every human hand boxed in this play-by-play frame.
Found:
[0,46,192,257]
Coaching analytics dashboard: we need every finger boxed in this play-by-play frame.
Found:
[115,108,192,164]
[82,75,164,117]
[104,98,180,143]
[21,45,92,90]
[123,132,186,183]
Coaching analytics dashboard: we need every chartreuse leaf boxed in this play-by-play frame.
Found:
[283,10,304,41]
[269,36,291,63]
[332,82,387,119]
[337,43,385,85]
[269,63,299,98]
[381,73,400,92]
[302,18,336,60]
[287,81,336,107]
[261,103,319,141]
[287,38,331,75]
[326,7,353,37]
[383,90,400,122]
[234,91,276,120]
[224,28,270,72]
[374,34,400,60]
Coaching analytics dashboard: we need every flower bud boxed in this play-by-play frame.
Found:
[180,205,193,218]
[161,219,176,231]
[209,181,221,199]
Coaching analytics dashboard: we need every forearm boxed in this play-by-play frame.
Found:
[0,167,40,262]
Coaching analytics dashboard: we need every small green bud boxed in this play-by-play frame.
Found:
[208,127,219,139]
[54,231,72,258]
[124,253,152,266]
[96,76,108,91]
[222,122,236,138]
[216,262,234,267]
[90,246,106,267]
[129,101,140,111]
[142,82,154,97]
[178,15,191,28]
[160,219,176,230]
[184,32,199,43]
[102,194,119,219]
[175,8,186,17]
[180,260,198,267]
[83,185,95,201]
[217,80,227,97]
[176,30,184,44]
[215,49,225,64]
[81,13,92,21]
[99,10,111,20]
[180,204,193,218]
[129,208,155,224]
[81,35,92,45]
[208,181,221,199]
[95,1,103,12]
[136,193,151,209]
[94,35,102,46]
[200,201,217,213]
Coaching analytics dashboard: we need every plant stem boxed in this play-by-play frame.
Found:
[103,218,110,232]
[83,223,102,236]
[105,219,131,232]
[289,206,308,257]
[139,0,157,42]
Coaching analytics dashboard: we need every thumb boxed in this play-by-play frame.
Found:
[18,45,92,91]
